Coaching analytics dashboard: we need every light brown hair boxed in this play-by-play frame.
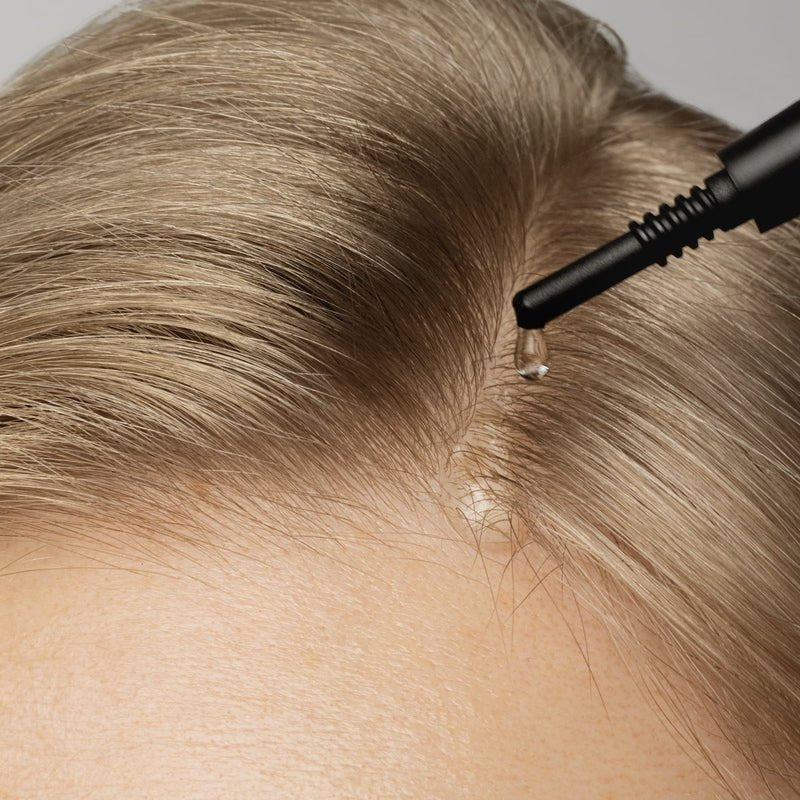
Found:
[1,0,798,795]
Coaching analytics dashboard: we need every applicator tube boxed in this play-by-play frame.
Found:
[512,97,800,330]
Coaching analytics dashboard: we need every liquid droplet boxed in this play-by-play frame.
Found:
[514,327,550,379]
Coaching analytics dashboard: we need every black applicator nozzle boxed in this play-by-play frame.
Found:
[511,96,800,377]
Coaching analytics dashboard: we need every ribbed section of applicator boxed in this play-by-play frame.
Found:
[628,184,721,266]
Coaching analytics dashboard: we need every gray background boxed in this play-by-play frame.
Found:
[1,0,798,130]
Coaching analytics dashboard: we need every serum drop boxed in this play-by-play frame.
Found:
[514,327,550,380]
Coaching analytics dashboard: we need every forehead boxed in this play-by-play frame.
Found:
[0,509,737,799]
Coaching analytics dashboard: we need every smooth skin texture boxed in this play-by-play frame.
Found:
[0,495,767,799]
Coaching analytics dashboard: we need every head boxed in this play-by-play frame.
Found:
[0,1,798,797]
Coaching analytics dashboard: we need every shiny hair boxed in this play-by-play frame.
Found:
[1,1,798,795]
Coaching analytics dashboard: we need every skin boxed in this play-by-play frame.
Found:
[0,490,770,799]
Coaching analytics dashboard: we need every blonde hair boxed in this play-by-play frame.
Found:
[1,0,798,795]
